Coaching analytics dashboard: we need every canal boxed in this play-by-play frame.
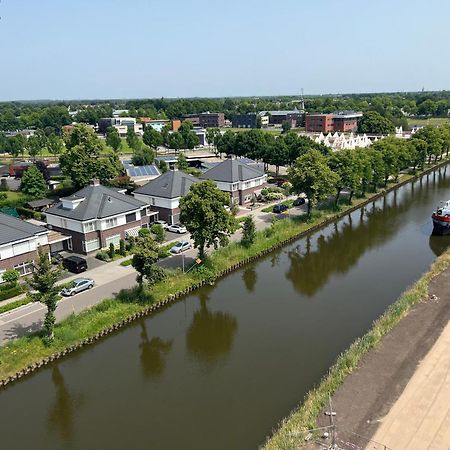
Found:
[1,167,450,450]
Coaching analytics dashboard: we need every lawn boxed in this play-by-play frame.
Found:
[407,117,450,127]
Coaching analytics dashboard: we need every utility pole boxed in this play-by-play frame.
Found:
[324,394,337,449]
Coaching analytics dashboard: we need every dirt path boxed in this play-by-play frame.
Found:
[317,266,450,449]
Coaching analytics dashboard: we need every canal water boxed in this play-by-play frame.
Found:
[2,167,450,450]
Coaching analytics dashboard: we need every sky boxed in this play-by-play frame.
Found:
[0,0,448,101]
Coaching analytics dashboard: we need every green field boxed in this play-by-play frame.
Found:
[407,117,450,127]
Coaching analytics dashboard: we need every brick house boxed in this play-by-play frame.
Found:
[45,180,157,254]
[0,212,49,280]
[133,170,199,225]
[200,159,267,205]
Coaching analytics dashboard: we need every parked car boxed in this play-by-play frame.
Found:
[293,197,306,207]
[170,241,192,254]
[60,278,95,296]
[51,252,64,264]
[272,204,289,214]
[62,255,88,274]
[268,177,288,187]
[167,224,187,234]
[154,220,169,229]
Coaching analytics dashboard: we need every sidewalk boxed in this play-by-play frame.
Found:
[370,311,450,449]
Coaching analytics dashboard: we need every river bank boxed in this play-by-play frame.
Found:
[264,232,450,449]
[0,159,448,387]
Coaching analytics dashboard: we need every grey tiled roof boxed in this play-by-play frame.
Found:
[200,159,265,183]
[46,185,147,221]
[0,212,48,246]
[134,170,199,199]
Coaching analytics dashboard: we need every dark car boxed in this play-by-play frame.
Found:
[272,204,289,214]
[62,256,88,274]
[293,197,306,207]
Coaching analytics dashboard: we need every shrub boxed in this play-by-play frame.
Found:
[138,228,151,238]
[126,236,135,251]
[230,203,239,216]
[0,179,9,192]
[0,192,7,201]
[119,239,126,256]
[2,269,20,285]
[151,224,165,243]
[109,243,115,259]
[96,251,110,262]
[158,245,171,259]
[0,285,22,301]
[241,216,256,247]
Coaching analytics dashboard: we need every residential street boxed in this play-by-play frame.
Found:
[0,201,303,345]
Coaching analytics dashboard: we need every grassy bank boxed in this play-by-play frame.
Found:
[263,246,450,449]
[0,160,448,383]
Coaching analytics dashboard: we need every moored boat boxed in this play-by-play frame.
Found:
[432,200,450,235]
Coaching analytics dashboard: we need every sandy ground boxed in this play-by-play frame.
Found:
[317,266,450,450]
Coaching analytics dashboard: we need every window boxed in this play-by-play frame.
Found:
[14,261,34,276]
[105,234,121,248]
[125,212,136,223]
[84,221,95,232]
[105,217,118,229]
[83,239,100,253]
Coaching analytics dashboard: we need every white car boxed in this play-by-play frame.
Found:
[154,220,169,229]
[167,224,187,234]
[60,278,95,296]
[170,241,192,254]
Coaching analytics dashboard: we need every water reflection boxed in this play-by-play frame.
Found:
[242,266,257,293]
[139,322,173,379]
[47,366,76,441]
[429,234,450,257]
[285,182,426,297]
[186,284,238,365]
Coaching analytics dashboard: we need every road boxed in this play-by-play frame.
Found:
[0,201,305,344]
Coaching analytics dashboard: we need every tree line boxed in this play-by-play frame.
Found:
[289,125,450,215]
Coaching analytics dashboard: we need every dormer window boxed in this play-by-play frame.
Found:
[61,196,85,210]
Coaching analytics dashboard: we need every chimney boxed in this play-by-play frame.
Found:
[90,179,100,186]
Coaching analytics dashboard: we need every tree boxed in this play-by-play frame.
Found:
[185,131,200,149]
[328,149,362,204]
[179,180,238,259]
[281,120,292,133]
[216,130,236,156]
[132,235,166,288]
[126,127,140,151]
[109,243,115,259]
[241,216,256,247]
[28,249,62,344]
[177,153,189,171]
[288,150,339,215]
[119,239,126,256]
[132,147,155,166]
[35,160,51,182]
[60,124,121,189]
[106,127,121,152]
[47,134,64,156]
[167,132,185,151]
[21,165,47,198]
[6,134,26,157]
[263,139,288,175]
[206,128,220,151]
[158,159,168,173]
[143,127,163,150]
[357,111,395,135]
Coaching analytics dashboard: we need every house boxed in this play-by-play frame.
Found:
[200,159,267,205]
[0,212,49,280]
[45,180,157,254]
[133,170,199,225]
